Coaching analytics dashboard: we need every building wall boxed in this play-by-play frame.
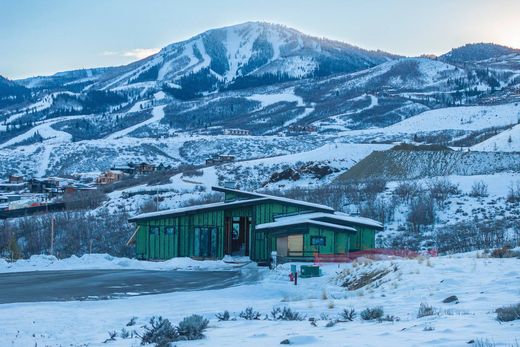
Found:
[134,199,378,262]
[135,209,225,260]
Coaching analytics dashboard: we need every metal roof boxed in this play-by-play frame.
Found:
[256,218,357,233]
[271,212,384,230]
[128,198,269,222]
[211,186,334,212]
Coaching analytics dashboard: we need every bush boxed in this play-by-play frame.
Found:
[360,307,384,321]
[140,316,178,347]
[435,219,512,254]
[177,314,209,340]
[427,178,460,205]
[470,181,489,197]
[215,310,230,321]
[407,194,435,232]
[339,308,356,321]
[496,303,520,322]
[394,181,421,202]
[378,315,400,322]
[239,307,261,320]
[139,314,209,346]
[270,307,304,321]
[417,303,437,318]
[491,246,520,258]
[126,316,137,326]
[507,181,520,203]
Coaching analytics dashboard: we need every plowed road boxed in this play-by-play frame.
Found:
[0,269,243,304]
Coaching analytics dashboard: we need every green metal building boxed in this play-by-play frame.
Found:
[128,186,383,263]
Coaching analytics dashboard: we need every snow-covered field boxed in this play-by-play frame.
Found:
[0,253,519,346]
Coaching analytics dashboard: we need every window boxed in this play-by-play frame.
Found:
[311,236,326,246]
[150,227,159,235]
[232,217,240,240]
[165,227,175,235]
[194,227,218,257]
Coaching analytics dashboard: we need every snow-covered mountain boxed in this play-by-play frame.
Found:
[18,22,396,97]
[440,42,520,63]
[2,22,520,178]
[0,75,31,108]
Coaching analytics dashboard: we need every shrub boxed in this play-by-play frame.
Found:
[339,308,356,321]
[379,315,400,322]
[427,178,460,205]
[239,307,261,320]
[126,316,137,326]
[417,303,437,318]
[325,321,336,327]
[177,314,209,340]
[215,310,230,321]
[435,219,511,254]
[470,181,489,197]
[491,246,520,258]
[104,331,117,343]
[360,307,384,321]
[508,181,520,203]
[120,328,130,339]
[407,194,435,232]
[270,307,304,321]
[496,303,520,322]
[394,181,421,202]
[140,316,178,347]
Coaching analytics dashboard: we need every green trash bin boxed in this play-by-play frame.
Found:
[300,265,320,278]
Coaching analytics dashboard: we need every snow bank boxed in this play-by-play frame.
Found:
[0,253,241,273]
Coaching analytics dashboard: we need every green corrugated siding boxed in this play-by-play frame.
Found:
[134,198,378,262]
[305,226,335,254]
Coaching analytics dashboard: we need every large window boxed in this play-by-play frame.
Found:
[311,236,326,246]
[194,227,218,257]
[165,226,175,235]
[150,227,159,235]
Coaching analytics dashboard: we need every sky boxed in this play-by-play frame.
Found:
[1,0,520,79]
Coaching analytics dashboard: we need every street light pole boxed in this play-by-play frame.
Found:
[50,216,55,256]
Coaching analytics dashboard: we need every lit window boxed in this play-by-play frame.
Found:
[311,236,326,246]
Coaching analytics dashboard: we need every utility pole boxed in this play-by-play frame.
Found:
[50,216,55,256]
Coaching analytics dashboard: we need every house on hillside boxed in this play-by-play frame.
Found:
[205,155,235,166]
[8,175,24,184]
[132,162,156,175]
[110,165,136,176]
[96,170,125,185]
[128,186,383,263]
[224,128,250,136]
[28,178,59,194]
[0,182,27,193]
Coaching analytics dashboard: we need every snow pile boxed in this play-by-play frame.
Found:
[0,253,241,273]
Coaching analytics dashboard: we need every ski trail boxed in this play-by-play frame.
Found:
[106,105,166,140]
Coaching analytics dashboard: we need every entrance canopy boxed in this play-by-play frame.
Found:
[256,218,356,237]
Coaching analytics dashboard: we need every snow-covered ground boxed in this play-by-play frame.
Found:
[0,253,239,273]
[0,253,518,346]
[473,123,520,152]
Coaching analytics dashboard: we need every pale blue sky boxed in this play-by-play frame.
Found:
[1,0,519,79]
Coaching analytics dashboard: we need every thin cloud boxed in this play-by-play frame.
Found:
[100,51,119,56]
[99,48,160,59]
[123,48,160,59]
